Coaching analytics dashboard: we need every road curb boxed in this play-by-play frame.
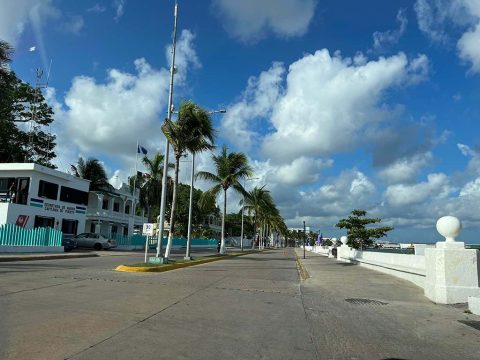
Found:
[0,253,99,262]
[115,251,255,273]
[294,251,310,281]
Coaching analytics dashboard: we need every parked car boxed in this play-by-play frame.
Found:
[73,233,117,250]
[61,236,77,252]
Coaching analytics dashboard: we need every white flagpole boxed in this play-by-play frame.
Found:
[133,140,139,217]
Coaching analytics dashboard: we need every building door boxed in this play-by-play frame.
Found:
[34,216,54,228]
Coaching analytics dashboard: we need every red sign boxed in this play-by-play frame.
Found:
[15,215,29,228]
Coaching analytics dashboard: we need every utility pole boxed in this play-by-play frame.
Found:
[156,0,179,262]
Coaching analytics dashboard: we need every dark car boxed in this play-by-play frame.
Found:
[62,237,77,252]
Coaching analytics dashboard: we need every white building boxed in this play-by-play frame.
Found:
[0,163,147,238]
[288,226,311,234]
[0,163,90,235]
[86,183,146,238]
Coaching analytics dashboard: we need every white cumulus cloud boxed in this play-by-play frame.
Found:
[379,152,433,184]
[384,173,454,207]
[415,0,480,73]
[48,30,199,176]
[372,8,408,52]
[221,62,285,150]
[211,0,317,42]
[260,50,429,163]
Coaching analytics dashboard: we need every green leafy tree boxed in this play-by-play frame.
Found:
[0,41,56,166]
[161,101,215,259]
[0,40,13,80]
[196,145,253,254]
[336,209,393,249]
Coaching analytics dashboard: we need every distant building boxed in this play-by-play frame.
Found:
[288,226,311,234]
[86,183,147,238]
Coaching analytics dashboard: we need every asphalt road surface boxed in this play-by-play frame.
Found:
[0,248,479,360]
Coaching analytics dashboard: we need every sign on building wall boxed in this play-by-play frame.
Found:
[142,223,154,236]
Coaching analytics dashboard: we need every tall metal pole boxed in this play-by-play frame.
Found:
[240,178,245,252]
[303,220,306,259]
[156,0,178,260]
[184,152,195,260]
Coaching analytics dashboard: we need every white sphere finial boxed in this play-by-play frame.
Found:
[436,216,462,242]
[340,236,348,245]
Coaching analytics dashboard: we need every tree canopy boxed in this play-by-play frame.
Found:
[335,209,393,249]
[0,41,56,167]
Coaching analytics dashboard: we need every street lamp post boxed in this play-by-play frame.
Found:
[156,0,178,262]
[303,220,306,259]
[184,109,225,261]
[240,177,259,252]
[184,152,195,260]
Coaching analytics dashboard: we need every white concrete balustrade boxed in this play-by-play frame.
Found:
[304,216,480,306]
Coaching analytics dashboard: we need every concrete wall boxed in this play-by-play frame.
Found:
[341,249,426,288]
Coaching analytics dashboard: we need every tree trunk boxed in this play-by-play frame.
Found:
[164,154,180,259]
[220,188,227,254]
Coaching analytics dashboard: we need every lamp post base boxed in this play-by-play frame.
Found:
[149,256,167,264]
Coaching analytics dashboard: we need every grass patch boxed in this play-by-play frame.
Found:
[116,251,256,273]
[129,254,224,268]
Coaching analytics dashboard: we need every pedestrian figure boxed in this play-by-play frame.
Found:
[217,240,221,253]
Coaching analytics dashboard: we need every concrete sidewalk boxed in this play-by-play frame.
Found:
[295,249,480,360]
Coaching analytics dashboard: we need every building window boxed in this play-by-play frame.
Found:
[61,219,78,235]
[90,223,96,233]
[60,186,88,206]
[113,202,120,212]
[125,205,130,214]
[34,216,54,229]
[0,177,30,205]
[0,177,15,202]
[38,180,58,200]
[102,199,109,210]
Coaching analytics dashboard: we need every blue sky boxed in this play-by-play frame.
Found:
[2,0,480,243]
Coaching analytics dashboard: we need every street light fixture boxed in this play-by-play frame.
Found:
[240,177,259,252]
[184,109,226,261]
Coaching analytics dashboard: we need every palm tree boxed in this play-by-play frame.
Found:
[71,157,109,191]
[133,152,173,222]
[161,101,215,259]
[243,185,287,248]
[197,145,253,254]
[243,185,272,248]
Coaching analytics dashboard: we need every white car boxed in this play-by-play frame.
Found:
[74,233,117,250]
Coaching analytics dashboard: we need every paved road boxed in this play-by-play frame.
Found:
[0,248,479,360]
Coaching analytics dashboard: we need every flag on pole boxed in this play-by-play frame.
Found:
[318,233,323,245]
[137,145,148,155]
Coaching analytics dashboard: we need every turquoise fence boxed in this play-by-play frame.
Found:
[0,224,62,247]
[108,233,146,247]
